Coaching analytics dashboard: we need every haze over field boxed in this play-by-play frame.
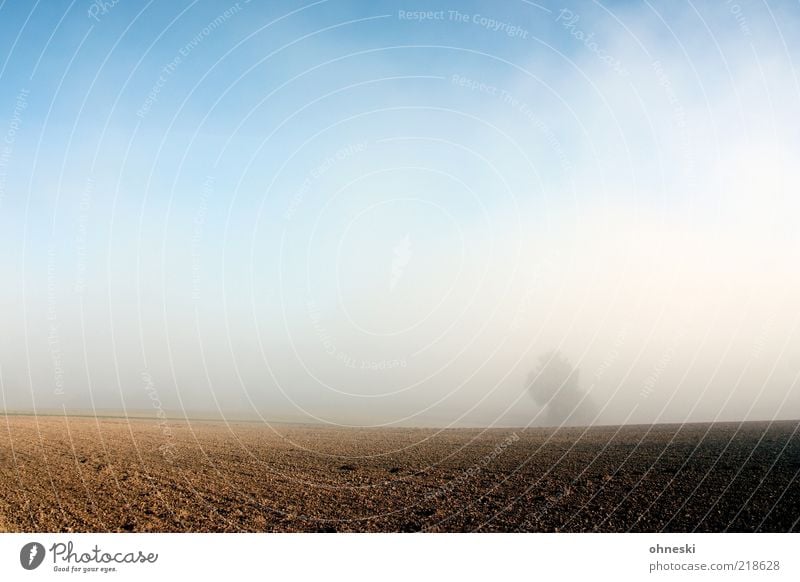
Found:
[1,1,799,426]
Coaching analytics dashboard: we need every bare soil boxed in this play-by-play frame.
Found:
[1,415,798,532]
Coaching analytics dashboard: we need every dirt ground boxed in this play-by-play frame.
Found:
[1,415,798,532]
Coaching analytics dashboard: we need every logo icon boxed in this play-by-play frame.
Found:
[20,542,46,570]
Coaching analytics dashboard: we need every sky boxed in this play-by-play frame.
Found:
[0,0,799,427]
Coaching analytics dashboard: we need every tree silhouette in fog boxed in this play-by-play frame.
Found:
[527,351,596,426]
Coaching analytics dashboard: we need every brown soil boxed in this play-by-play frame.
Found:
[1,415,798,532]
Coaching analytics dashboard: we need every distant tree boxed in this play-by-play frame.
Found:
[527,351,596,426]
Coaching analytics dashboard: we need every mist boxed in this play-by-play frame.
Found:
[1,1,799,427]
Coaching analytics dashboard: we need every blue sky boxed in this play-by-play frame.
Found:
[1,1,799,426]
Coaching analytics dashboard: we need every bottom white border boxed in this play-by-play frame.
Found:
[1,533,796,581]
